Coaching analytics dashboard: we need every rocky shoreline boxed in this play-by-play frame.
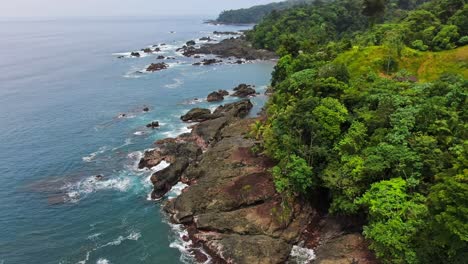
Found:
[137,95,377,263]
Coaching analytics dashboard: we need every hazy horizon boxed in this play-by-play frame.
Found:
[0,0,281,18]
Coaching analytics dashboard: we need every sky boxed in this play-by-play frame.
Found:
[0,0,280,18]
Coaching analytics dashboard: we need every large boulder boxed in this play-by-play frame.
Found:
[151,158,190,199]
[186,40,196,46]
[180,108,212,122]
[213,99,253,118]
[130,52,140,57]
[146,63,168,72]
[142,48,152,53]
[232,84,256,98]
[207,91,224,102]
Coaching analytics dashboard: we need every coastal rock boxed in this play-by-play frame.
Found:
[196,233,292,264]
[202,59,222,65]
[213,99,253,118]
[199,36,212,41]
[207,91,224,102]
[232,84,256,98]
[213,31,241,35]
[143,107,150,112]
[218,89,229,96]
[194,37,277,60]
[180,108,212,122]
[156,55,165,59]
[142,48,152,53]
[146,63,168,72]
[186,40,196,46]
[130,52,140,57]
[146,121,160,129]
[151,158,190,199]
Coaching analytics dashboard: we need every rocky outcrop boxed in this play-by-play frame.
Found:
[194,37,277,60]
[146,63,168,72]
[142,48,152,53]
[193,59,223,66]
[207,91,224,102]
[130,52,140,57]
[213,31,242,35]
[142,97,375,263]
[146,121,160,129]
[157,55,165,59]
[186,40,196,46]
[180,108,213,122]
[232,84,256,97]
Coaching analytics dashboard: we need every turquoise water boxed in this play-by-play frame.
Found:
[0,17,274,264]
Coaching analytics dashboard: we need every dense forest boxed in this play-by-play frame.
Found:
[215,0,315,24]
[246,0,467,263]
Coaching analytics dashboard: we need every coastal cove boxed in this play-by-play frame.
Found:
[0,17,274,264]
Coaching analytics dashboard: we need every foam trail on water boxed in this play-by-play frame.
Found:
[83,146,109,162]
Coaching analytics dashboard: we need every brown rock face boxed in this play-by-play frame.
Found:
[146,62,168,72]
[194,37,277,60]
[180,108,212,122]
[207,91,224,102]
[232,84,256,98]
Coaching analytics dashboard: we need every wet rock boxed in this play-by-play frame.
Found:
[213,31,241,35]
[192,62,201,66]
[194,37,277,60]
[146,121,160,129]
[180,108,212,122]
[146,62,168,72]
[207,91,224,102]
[197,233,291,264]
[117,55,125,59]
[95,175,104,181]
[213,99,253,118]
[201,59,222,65]
[143,107,150,112]
[199,36,212,41]
[186,40,196,46]
[166,56,176,60]
[130,52,140,57]
[142,48,152,53]
[193,55,201,59]
[218,89,229,96]
[156,55,165,59]
[153,47,161,52]
[232,84,256,98]
[151,158,190,199]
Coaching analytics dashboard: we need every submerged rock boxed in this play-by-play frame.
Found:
[156,55,165,59]
[146,63,168,72]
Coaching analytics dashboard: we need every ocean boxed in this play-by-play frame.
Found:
[0,16,274,264]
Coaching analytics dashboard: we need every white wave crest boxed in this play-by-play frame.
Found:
[82,146,109,162]
[63,176,132,203]
[290,245,316,263]
[96,259,110,264]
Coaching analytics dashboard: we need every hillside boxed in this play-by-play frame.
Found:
[244,0,468,263]
[214,0,313,24]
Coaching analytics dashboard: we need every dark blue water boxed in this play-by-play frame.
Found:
[0,17,274,264]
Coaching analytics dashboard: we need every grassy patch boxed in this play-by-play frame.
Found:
[334,45,468,82]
